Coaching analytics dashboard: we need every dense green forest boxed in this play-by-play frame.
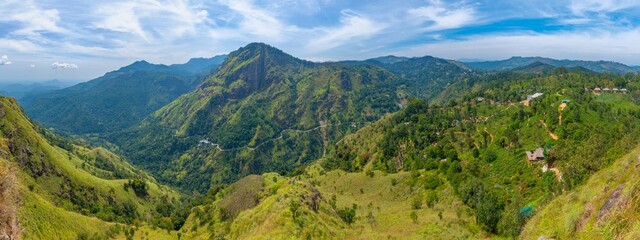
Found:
[110,43,471,192]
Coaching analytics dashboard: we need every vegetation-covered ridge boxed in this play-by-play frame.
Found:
[112,42,420,192]
[0,96,180,239]
[23,55,226,135]
[325,70,640,237]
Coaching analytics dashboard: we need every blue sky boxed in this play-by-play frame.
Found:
[1,0,640,82]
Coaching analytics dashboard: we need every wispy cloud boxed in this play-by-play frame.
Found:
[570,0,640,15]
[51,62,78,69]
[306,10,386,53]
[0,0,65,38]
[408,0,477,31]
[92,0,210,42]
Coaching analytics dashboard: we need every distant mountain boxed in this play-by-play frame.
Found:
[0,80,74,99]
[22,55,225,135]
[465,56,637,74]
[367,56,475,100]
[169,55,226,74]
[511,61,555,74]
[367,55,410,64]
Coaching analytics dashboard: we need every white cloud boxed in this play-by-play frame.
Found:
[408,0,476,31]
[0,39,42,53]
[0,0,65,37]
[30,64,36,68]
[0,55,11,65]
[215,0,294,42]
[306,10,386,53]
[51,62,78,69]
[92,0,211,42]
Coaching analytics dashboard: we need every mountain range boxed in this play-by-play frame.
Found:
[4,42,640,239]
[465,56,638,74]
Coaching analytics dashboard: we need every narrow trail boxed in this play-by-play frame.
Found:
[538,120,559,140]
[483,127,495,143]
[558,102,567,125]
[202,121,372,152]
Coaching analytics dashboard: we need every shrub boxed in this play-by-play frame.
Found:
[411,195,423,209]
[338,206,356,225]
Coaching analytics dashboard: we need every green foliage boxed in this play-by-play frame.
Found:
[322,70,640,237]
[425,191,438,208]
[411,195,423,209]
[338,206,357,225]
[124,179,149,198]
[410,211,418,224]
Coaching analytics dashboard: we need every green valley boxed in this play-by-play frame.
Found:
[3,42,640,240]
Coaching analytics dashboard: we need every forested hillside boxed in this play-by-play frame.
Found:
[112,43,410,191]
[23,55,225,135]
[324,69,640,237]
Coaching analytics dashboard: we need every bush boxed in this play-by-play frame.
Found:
[338,206,356,225]
[410,211,418,224]
[424,174,443,190]
[124,179,148,198]
[411,195,423,209]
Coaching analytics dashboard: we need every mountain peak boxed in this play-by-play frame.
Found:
[230,42,306,64]
[201,43,310,91]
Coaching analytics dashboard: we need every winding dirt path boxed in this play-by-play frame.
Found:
[203,121,372,152]
[539,120,559,140]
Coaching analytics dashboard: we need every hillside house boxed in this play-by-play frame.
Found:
[621,88,628,94]
[594,87,602,93]
[527,93,544,101]
[526,148,545,161]
[603,87,611,93]
[198,139,212,147]
[613,88,619,93]
[562,99,570,103]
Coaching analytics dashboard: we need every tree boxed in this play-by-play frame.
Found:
[476,189,504,233]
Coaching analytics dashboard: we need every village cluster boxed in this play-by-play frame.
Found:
[591,87,628,94]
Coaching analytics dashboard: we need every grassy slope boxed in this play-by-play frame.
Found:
[0,96,177,239]
[306,164,484,239]
[180,164,485,239]
[522,144,640,240]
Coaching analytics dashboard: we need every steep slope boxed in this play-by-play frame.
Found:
[465,56,637,74]
[521,145,640,239]
[112,43,404,192]
[22,55,225,135]
[0,96,178,239]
